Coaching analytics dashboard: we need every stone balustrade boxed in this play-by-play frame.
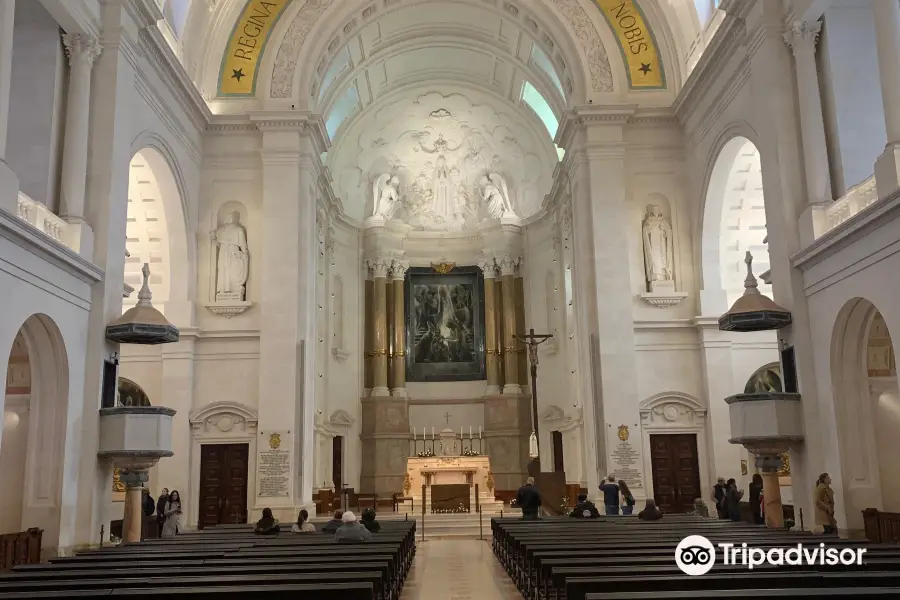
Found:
[15,191,69,246]
[821,175,877,235]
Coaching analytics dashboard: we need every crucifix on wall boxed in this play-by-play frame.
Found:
[443,412,452,425]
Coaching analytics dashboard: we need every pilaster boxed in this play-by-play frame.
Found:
[499,255,521,395]
[390,259,409,396]
[0,0,18,214]
[479,258,501,394]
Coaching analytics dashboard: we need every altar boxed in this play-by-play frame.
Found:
[406,455,492,489]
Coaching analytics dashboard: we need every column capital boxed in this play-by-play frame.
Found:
[366,258,390,279]
[498,255,521,277]
[62,33,102,67]
[390,259,409,280]
[783,20,821,55]
[118,469,149,489]
[478,257,498,278]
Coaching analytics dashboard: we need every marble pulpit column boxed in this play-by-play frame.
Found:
[873,0,900,198]
[783,21,832,245]
[255,115,326,516]
[744,0,828,530]
[499,256,520,395]
[119,470,149,543]
[479,258,501,394]
[0,0,17,215]
[59,34,101,257]
[368,258,390,396]
[390,260,409,396]
[73,0,156,549]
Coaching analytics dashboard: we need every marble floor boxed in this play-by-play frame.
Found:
[400,539,522,600]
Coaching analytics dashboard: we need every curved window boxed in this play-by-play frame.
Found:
[694,0,721,28]
[319,47,351,102]
[164,0,190,38]
[530,45,565,100]
[522,81,559,139]
[325,85,360,141]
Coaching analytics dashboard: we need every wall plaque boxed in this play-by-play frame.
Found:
[256,431,292,499]
[608,433,644,489]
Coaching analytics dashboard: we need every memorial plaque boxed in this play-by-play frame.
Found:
[607,424,644,488]
[257,431,292,499]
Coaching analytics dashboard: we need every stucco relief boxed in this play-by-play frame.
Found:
[270,0,336,99]
[547,0,614,92]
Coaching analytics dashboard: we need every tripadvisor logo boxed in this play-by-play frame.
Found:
[675,535,867,576]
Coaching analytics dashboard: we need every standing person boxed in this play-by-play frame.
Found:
[749,473,764,524]
[515,477,542,520]
[141,488,155,517]
[712,477,727,519]
[815,473,837,535]
[161,490,183,537]
[619,480,636,515]
[725,478,743,522]
[156,488,169,537]
[292,509,316,533]
[599,476,620,515]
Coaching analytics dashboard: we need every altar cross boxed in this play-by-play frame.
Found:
[514,328,554,461]
[443,412,452,425]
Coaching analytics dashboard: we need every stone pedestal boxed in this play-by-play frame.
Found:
[483,394,532,491]
[119,470,148,543]
[359,396,410,496]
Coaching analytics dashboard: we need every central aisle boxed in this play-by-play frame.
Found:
[400,539,522,600]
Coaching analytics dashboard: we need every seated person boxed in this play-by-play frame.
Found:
[361,508,381,533]
[638,499,664,521]
[254,507,280,535]
[334,511,372,542]
[291,509,316,532]
[569,493,600,519]
[691,497,710,518]
[321,510,344,534]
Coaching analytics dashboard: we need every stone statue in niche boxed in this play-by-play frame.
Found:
[431,155,459,220]
[211,211,249,302]
[372,173,401,219]
[641,204,674,292]
[481,173,517,220]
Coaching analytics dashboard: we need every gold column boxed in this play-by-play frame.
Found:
[386,277,394,387]
[499,256,520,394]
[391,260,409,396]
[514,275,528,386]
[364,275,374,391]
[480,259,501,394]
[370,258,390,396]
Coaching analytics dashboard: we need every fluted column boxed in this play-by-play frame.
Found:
[60,34,101,257]
[391,260,409,396]
[783,21,832,244]
[479,258,501,394]
[369,258,390,396]
[0,0,18,214]
[499,255,520,395]
[873,0,900,197]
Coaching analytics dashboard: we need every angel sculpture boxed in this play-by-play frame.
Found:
[480,173,517,219]
[372,173,401,219]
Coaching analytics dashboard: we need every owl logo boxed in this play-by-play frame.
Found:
[269,433,281,450]
[617,425,629,442]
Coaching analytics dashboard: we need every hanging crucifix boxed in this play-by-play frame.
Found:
[514,328,554,463]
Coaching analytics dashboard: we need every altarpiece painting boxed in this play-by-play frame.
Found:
[404,266,486,381]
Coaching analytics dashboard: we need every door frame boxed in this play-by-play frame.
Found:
[189,402,258,531]
[638,392,710,508]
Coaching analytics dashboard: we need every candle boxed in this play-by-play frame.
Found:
[432,427,435,440]
[413,427,416,440]
[461,426,463,439]
[469,426,472,439]
[479,426,482,439]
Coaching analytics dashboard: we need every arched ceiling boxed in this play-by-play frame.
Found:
[183,0,704,111]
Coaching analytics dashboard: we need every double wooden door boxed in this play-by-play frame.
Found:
[198,443,249,529]
[649,434,701,514]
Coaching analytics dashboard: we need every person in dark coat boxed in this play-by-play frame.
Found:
[726,478,744,522]
[155,488,169,537]
[254,507,280,535]
[638,499,663,521]
[141,488,155,517]
[569,494,600,519]
[712,478,727,519]
[322,510,344,534]
[598,476,621,515]
[361,508,381,533]
[515,477,542,520]
[749,473,764,524]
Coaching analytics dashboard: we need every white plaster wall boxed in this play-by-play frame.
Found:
[870,378,900,512]
[0,396,29,533]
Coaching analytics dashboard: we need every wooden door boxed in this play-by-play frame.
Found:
[551,431,565,473]
[649,434,701,514]
[198,443,249,529]
[332,436,344,499]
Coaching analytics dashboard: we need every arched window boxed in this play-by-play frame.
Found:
[521,81,564,160]
[163,0,190,38]
[530,45,565,100]
[318,47,351,103]
[325,85,361,141]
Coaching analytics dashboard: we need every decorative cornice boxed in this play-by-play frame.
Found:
[123,0,164,30]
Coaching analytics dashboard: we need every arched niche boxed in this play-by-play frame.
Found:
[831,298,900,529]
[744,363,782,394]
[117,377,151,407]
[0,313,69,548]
[208,200,251,303]
[700,134,772,315]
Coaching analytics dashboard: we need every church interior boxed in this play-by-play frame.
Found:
[4,0,900,596]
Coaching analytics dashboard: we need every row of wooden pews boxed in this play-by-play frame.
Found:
[491,514,900,600]
[0,519,416,599]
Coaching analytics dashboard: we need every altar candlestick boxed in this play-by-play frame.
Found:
[460,426,463,439]
[413,428,416,440]
[469,426,472,439]
[479,426,482,439]
[432,427,434,440]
